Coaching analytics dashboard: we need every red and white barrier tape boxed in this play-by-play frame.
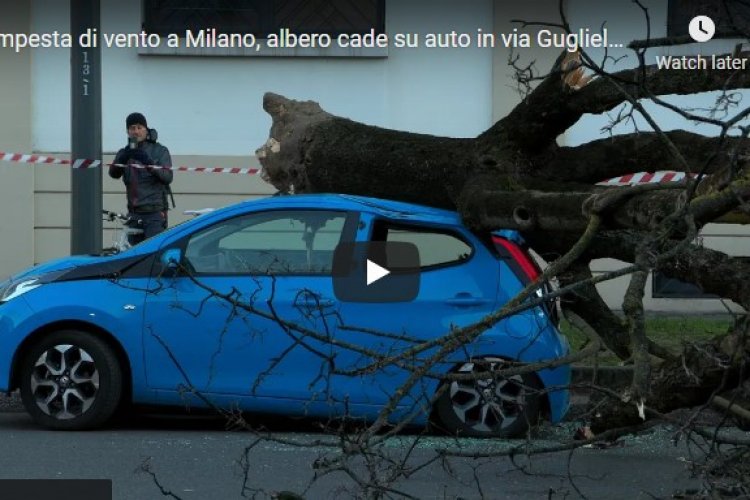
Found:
[596,170,697,186]
[0,151,261,175]
[0,152,100,168]
[1,153,697,184]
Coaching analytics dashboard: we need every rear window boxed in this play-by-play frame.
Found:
[371,221,472,268]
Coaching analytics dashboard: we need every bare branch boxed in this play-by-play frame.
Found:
[569,51,750,118]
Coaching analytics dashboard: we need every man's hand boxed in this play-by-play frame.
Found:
[127,149,153,168]
[117,149,132,165]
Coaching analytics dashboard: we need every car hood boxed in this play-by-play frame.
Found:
[8,252,150,283]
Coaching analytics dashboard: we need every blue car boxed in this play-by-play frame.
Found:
[0,194,569,436]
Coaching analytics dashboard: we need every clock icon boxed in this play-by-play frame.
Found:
[689,15,715,42]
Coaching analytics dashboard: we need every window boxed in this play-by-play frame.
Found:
[652,272,717,299]
[371,221,473,269]
[143,0,386,37]
[185,210,347,274]
[668,0,750,37]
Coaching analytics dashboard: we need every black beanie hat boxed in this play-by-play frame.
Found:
[126,112,147,128]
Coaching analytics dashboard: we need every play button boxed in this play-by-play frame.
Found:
[366,259,390,285]
[333,242,420,302]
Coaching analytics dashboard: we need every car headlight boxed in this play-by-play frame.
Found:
[0,269,70,304]
[0,277,42,303]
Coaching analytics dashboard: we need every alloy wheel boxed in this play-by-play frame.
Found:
[448,359,527,433]
[29,344,100,420]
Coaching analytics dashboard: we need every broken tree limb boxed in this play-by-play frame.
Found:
[591,317,750,433]
[712,395,750,423]
[256,92,473,208]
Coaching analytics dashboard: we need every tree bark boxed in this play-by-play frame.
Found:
[541,132,750,184]
[258,92,750,232]
[256,93,473,209]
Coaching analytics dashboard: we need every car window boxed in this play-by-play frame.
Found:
[185,210,347,274]
[371,221,472,268]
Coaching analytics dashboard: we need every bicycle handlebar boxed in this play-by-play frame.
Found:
[102,210,142,226]
[102,209,125,221]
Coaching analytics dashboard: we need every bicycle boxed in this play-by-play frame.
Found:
[102,209,144,254]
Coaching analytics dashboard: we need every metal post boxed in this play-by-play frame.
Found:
[70,0,102,254]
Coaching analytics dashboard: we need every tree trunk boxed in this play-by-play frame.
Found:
[256,93,473,209]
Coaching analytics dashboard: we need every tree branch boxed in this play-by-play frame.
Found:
[582,231,750,310]
[540,131,750,183]
[569,50,750,118]
[558,261,632,359]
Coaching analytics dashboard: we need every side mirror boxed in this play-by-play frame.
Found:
[160,248,182,270]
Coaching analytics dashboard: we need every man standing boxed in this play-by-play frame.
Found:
[109,112,173,245]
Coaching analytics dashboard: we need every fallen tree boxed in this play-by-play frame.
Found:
[255,39,750,426]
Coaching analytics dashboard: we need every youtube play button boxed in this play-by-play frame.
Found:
[366,259,390,285]
[333,242,420,302]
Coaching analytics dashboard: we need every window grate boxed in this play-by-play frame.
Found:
[143,0,385,36]
[652,271,717,299]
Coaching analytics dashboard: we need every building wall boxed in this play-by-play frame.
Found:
[492,0,560,123]
[33,0,494,155]
[0,2,34,281]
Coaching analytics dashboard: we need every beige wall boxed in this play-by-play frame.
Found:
[13,0,492,278]
[0,3,34,280]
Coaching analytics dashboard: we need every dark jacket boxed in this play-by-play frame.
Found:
[110,140,173,212]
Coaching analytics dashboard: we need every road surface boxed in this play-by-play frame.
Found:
[0,406,705,499]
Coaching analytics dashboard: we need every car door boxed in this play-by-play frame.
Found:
[141,208,355,405]
[330,213,501,407]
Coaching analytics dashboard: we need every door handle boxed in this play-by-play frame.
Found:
[317,299,336,308]
[296,292,336,310]
[444,293,490,307]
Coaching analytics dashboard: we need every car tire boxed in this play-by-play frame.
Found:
[435,357,542,438]
[19,330,123,430]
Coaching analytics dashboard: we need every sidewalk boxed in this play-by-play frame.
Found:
[0,391,22,412]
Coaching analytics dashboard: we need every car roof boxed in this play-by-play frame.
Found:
[235,193,463,226]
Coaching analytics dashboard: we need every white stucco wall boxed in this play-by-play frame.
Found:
[31,0,494,156]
